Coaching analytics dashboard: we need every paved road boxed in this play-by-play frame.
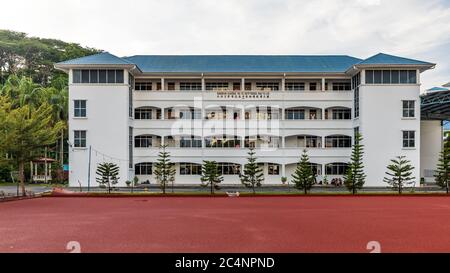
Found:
[0,185,53,196]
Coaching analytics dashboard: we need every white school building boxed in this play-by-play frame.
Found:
[55,52,445,188]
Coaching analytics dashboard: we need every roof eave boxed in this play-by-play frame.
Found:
[54,63,139,74]
[354,63,436,72]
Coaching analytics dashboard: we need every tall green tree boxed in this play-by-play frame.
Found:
[153,145,175,194]
[435,136,450,194]
[240,148,264,194]
[96,162,120,194]
[201,161,223,195]
[0,29,99,85]
[344,133,366,194]
[383,156,416,194]
[291,149,316,194]
[0,96,64,195]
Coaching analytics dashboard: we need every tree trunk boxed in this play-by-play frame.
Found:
[211,181,214,195]
[60,129,64,167]
[253,185,255,195]
[304,188,307,195]
[18,161,26,196]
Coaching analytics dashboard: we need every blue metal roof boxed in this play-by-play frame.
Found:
[123,55,362,73]
[357,53,434,66]
[56,52,434,73]
[57,52,134,66]
[427,87,449,92]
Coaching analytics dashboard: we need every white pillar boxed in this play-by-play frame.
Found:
[161,78,165,91]
[161,136,165,146]
[281,76,286,92]
[321,78,326,91]
[322,108,326,120]
[241,78,245,91]
[282,136,285,148]
[161,107,165,120]
[201,77,206,91]
[281,164,286,177]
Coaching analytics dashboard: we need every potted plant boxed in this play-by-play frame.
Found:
[125,180,131,187]
[281,176,287,185]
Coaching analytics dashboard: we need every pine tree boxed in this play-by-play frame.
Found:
[344,133,366,194]
[240,148,264,194]
[383,156,416,194]
[153,145,175,194]
[201,161,223,194]
[96,162,120,194]
[435,136,450,194]
[291,149,316,194]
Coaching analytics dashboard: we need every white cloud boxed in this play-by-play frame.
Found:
[0,0,449,89]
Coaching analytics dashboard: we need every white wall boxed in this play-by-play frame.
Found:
[359,84,421,187]
[420,120,442,182]
[69,79,132,187]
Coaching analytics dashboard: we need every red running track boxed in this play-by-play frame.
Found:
[1,196,450,253]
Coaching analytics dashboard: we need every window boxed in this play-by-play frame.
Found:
[129,127,133,168]
[331,109,351,120]
[180,163,202,175]
[178,109,202,120]
[403,131,415,148]
[74,100,86,117]
[135,135,152,148]
[400,70,408,84]
[135,163,152,175]
[352,72,361,89]
[180,137,202,148]
[135,108,153,120]
[180,82,202,91]
[354,87,360,118]
[286,109,305,120]
[325,135,352,148]
[89,70,98,83]
[374,70,382,84]
[256,82,279,91]
[366,70,417,85]
[218,163,241,175]
[268,164,280,175]
[74,130,86,148]
[99,70,107,83]
[332,82,351,91]
[135,82,153,91]
[73,70,81,83]
[107,70,115,83]
[285,82,305,91]
[402,100,415,118]
[205,137,241,148]
[366,70,374,84]
[408,70,417,84]
[309,83,317,91]
[326,163,348,175]
[354,127,360,145]
[206,82,229,91]
[81,70,90,83]
[297,136,321,148]
[115,70,124,83]
[391,70,399,84]
[72,69,124,84]
[382,70,391,84]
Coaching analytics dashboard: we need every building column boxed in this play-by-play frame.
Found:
[321,78,326,91]
[321,164,326,178]
[322,136,325,148]
[161,78,165,91]
[281,76,286,92]
[161,107,165,120]
[282,136,286,149]
[201,77,206,91]
[241,78,245,91]
[322,108,326,120]
[281,164,286,177]
[161,136,165,146]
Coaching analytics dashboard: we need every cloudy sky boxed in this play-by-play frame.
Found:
[1,0,449,89]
